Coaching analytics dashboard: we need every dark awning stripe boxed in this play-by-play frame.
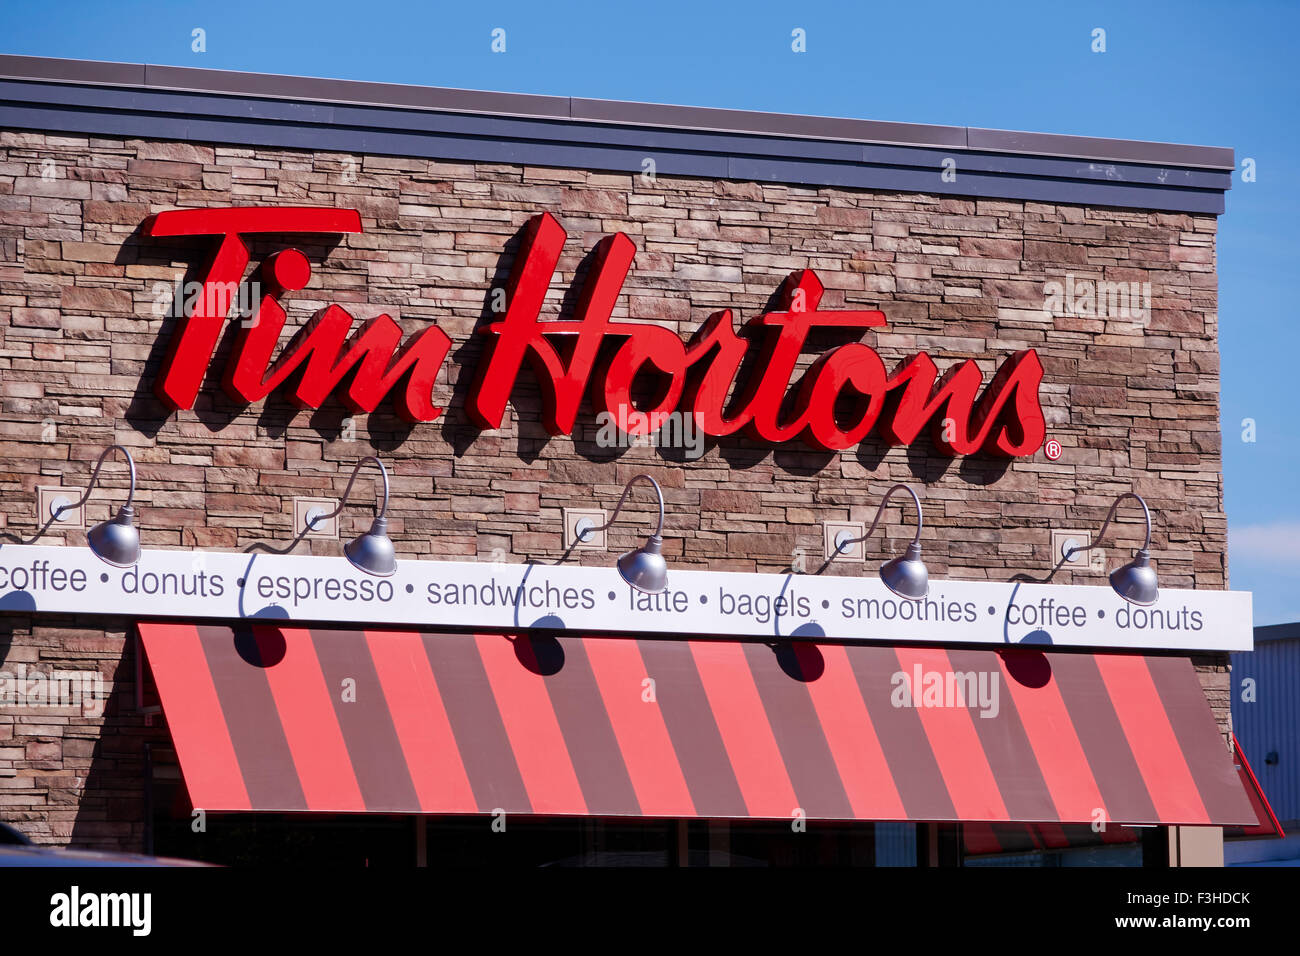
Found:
[689,640,800,818]
[990,648,1108,823]
[475,633,588,815]
[309,628,420,812]
[198,624,308,811]
[363,630,476,813]
[895,647,1008,820]
[636,637,748,817]
[421,633,531,812]
[801,643,907,819]
[849,646,960,821]
[741,641,855,820]
[141,625,1257,825]
[525,635,642,816]
[1146,657,1245,824]
[1094,654,1210,824]
[259,627,366,811]
[582,636,695,816]
[947,648,1057,824]
[1050,652,1160,825]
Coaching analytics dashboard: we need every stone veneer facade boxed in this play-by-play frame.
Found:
[0,130,1228,850]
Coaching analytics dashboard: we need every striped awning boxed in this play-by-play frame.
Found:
[962,735,1284,857]
[138,623,1256,825]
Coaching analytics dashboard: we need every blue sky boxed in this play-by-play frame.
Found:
[4,0,1298,622]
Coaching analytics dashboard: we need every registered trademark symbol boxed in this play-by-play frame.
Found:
[1044,439,1062,461]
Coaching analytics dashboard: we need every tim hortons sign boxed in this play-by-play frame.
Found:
[145,206,1047,455]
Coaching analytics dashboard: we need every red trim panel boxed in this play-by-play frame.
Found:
[1226,734,1285,840]
[138,625,1258,824]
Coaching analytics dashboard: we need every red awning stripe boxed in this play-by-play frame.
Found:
[636,637,749,817]
[139,625,1258,825]
[895,647,1010,820]
[989,648,1108,824]
[740,641,856,820]
[363,630,476,813]
[1148,658,1250,825]
[945,646,1060,823]
[848,645,959,820]
[527,634,643,817]
[1048,652,1161,824]
[311,628,420,811]
[475,633,588,816]
[138,622,250,811]
[421,631,531,813]
[583,636,695,817]
[196,624,308,810]
[261,627,366,812]
[800,643,907,820]
[1094,654,1210,824]
[689,640,801,818]
[1227,734,1285,839]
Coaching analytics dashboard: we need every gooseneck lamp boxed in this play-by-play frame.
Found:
[52,444,141,568]
[826,483,929,601]
[575,474,668,594]
[1064,491,1159,605]
[307,455,396,577]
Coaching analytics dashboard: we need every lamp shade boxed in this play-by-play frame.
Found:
[343,516,396,577]
[879,541,928,601]
[616,534,667,594]
[1109,548,1158,606]
[86,505,140,568]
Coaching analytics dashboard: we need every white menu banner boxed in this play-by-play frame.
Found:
[0,543,1252,651]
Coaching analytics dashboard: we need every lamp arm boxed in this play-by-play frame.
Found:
[591,474,665,538]
[1066,492,1152,557]
[313,456,390,527]
[835,483,923,557]
[59,444,137,513]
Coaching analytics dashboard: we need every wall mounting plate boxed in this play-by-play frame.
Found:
[564,508,606,550]
[295,497,339,540]
[1052,529,1105,573]
[824,520,865,563]
[38,486,84,530]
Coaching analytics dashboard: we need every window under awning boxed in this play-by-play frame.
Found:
[137,622,1256,826]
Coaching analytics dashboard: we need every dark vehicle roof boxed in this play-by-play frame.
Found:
[0,844,211,867]
[0,822,34,846]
